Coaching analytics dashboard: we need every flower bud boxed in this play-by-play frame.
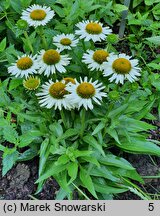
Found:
[108,91,120,100]
[17,19,28,30]
[131,82,139,90]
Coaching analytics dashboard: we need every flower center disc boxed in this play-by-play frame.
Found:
[86,23,102,34]
[43,50,61,65]
[93,50,109,64]
[77,82,95,99]
[23,77,40,90]
[49,82,67,99]
[30,9,46,21]
[63,77,76,84]
[60,38,72,46]
[112,58,131,74]
[17,57,33,70]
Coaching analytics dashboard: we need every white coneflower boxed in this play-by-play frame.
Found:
[37,49,71,77]
[102,53,141,84]
[23,76,40,90]
[66,77,107,110]
[8,54,39,78]
[75,20,112,42]
[36,80,73,110]
[53,33,79,51]
[21,4,55,27]
[82,49,112,71]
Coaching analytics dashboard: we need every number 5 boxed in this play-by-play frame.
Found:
[148,203,154,211]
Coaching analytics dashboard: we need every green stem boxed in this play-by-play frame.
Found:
[140,56,151,73]
[60,109,67,129]
[24,31,34,53]
[28,195,38,200]
[38,26,48,50]
[149,155,157,166]
[142,175,160,179]
[72,183,90,200]
[106,43,111,52]
[80,108,86,138]
[121,176,151,200]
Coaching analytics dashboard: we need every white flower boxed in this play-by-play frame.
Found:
[82,49,113,71]
[66,77,107,110]
[75,20,112,42]
[8,54,39,78]
[53,33,79,51]
[36,80,73,110]
[37,49,71,77]
[102,53,141,84]
[21,4,55,27]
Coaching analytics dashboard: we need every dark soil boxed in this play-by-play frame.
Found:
[0,153,59,200]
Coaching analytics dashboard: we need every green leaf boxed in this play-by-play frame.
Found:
[90,166,119,182]
[106,128,121,144]
[17,148,38,161]
[56,188,68,200]
[58,128,78,141]
[10,0,22,13]
[148,63,160,70]
[14,112,44,123]
[55,171,71,193]
[39,138,50,176]
[146,36,160,46]
[74,150,93,158]
[109,167,144,183]
[133,0,143,8]
[93,181,128,194]
[83,135,105,156]
[2,149,19,176]
[20,0,32,8]
[9,78,22,91]
[116,137,160,156]
[0,144,5,152]
[80,167,97,198]
[56,155,70,165]
[98,154,134,170]
[36,163,67,183]
[51,5,65,17]
[81,156,100,167]
[49,122,63,137]
[0,37,6,52]
[92,122,105,135]
[0,118,8,127]
[67,162,78,183]
[113,4,128,12]
[119,116,155,132]
[145,0,159,5]
[108,104,128,118]
[19,133,37,147]
[3,126,18,145]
